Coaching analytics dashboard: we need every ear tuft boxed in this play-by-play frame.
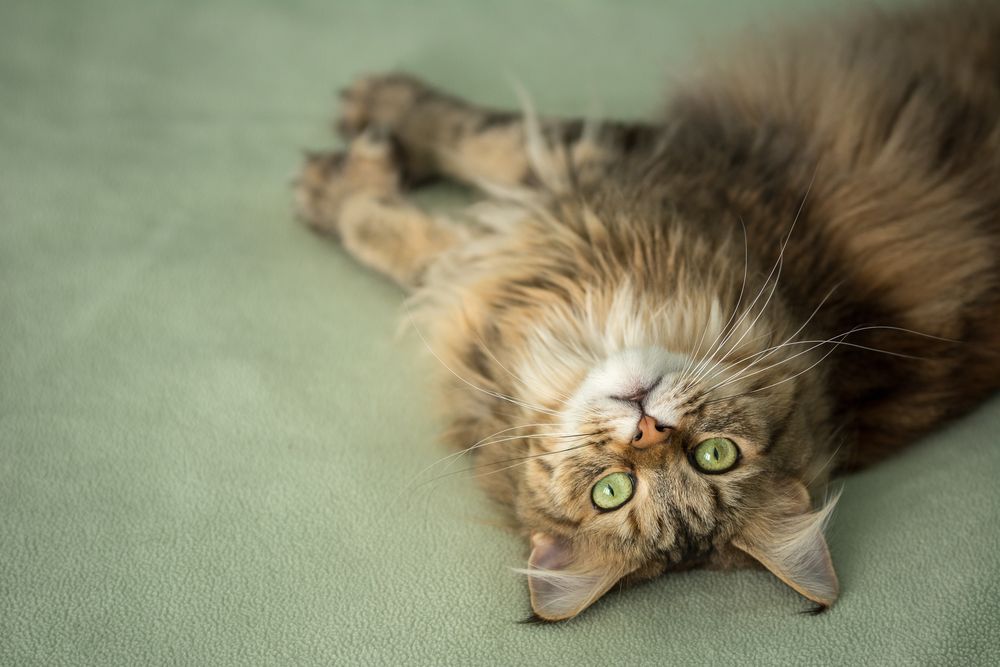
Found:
[733,489,841,607]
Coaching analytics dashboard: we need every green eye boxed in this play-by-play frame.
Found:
[691,438,740,473]
[591,472,635,511]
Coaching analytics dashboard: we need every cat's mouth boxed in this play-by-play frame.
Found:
[611,376,662,405]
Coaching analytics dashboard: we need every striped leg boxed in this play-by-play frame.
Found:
[293,131,466,290]
[335,73,656,191]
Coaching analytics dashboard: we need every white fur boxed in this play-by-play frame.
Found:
[511,282,737,445]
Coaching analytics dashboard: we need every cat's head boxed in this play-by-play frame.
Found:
[421,195,843,620]
[513,337,839,621]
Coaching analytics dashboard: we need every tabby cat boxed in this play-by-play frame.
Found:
[293,0,1000,621]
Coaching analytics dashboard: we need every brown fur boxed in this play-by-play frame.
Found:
[294,0,1000,620]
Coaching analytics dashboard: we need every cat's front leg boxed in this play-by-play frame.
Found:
[335,73,657,191]
[293,130,464,290]
[335,73,530,186]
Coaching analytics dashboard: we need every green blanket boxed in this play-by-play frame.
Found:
[2,0,997,663]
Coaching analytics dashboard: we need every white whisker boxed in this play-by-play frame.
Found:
[690,169,817,387]
[701,282,842,389]
[417,422,554,479]
[682,217,750,382]
[708,322,937,395]
[440,430,599,474]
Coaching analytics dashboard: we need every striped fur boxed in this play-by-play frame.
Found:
[294,0,1000,620]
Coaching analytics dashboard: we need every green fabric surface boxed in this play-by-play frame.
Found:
[2,0,998,664]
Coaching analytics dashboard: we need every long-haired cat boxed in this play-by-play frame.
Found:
[293,0,1000,621]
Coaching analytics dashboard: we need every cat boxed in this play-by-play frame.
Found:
[293,0,1000,621]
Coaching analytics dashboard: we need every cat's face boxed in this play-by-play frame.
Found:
[516,345,839,621]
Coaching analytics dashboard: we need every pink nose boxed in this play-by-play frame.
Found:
[632,415,670,449]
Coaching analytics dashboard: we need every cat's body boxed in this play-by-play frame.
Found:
[295,0,1000,620]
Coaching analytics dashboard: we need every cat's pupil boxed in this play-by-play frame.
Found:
[712,447,719,461]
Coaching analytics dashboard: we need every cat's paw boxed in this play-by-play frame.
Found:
[335,73,433,139]
[293,129,401,235]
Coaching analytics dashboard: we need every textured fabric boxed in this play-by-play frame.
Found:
[2,0,998,664]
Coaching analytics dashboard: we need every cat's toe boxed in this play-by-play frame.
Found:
[293,150,347,234]
[348,126,395,161]
[334,72,432,139]
[292,136,402,236]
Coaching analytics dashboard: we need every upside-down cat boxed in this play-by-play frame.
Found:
[293,0,1000,621]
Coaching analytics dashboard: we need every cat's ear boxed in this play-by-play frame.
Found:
[732,487,841,608]
[523,532,621,621]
